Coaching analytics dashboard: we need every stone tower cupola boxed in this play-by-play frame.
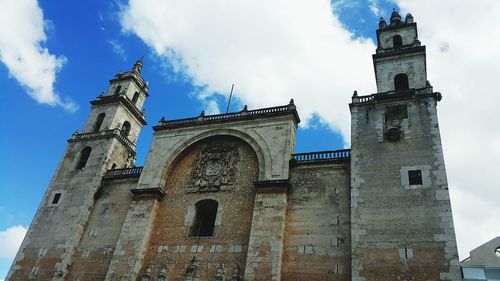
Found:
[373,10,427,93]
[83,59,148,147]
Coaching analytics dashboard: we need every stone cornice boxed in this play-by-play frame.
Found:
[372,45,425,60]
[68,128,136,156]
[349,87,442,108]
[91,93,147,126]
[253,179,291,192]
[153,103,300,131]
[130,187,165,200]
[109,71,149,96]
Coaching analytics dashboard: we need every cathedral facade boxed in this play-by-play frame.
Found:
[7,11,462,281]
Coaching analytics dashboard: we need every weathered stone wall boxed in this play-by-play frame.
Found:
[65,178,136,281]
[138,114,297,189]
[374,53,427,93]
[350,96,461,281]
[7,136,133,281]
[378,25,417,48]
[244,189,287,281]
[282,162,351,281]
[83,103,143,147]
[134,136,259,281]
[106,79,147,110]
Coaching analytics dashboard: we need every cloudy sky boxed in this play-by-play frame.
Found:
[0,0,499,278]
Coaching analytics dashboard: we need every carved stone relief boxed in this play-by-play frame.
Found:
[187,143,239,192]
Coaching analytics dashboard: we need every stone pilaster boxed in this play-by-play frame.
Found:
[104,190,162,280]
[244,180,289,281]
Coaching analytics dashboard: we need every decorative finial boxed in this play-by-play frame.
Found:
[160,116,165,122]
[242,105,248,111]
[214,264,224,281]
[157,264,167,280]
[185,256,196,280]
[405,13,414,23]
[390,9,401,25]
[133,57,144,74]
[200,110,205,117]
[289,98,294,104]
[378,17,387,29]
[353,90,358,97]
[232,264,241,281]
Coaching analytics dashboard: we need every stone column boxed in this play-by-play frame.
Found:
[104,188,163,281]
[244,180,289,281]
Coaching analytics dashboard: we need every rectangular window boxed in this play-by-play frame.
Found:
[386,105,408,121]
[408,170,423,185]
[52,193,61,204]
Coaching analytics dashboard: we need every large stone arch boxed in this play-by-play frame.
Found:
[154,128,271,189]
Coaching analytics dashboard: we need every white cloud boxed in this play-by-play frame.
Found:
[395,0,500,259]
[0,0,78,112]
[119,0,500,260]
[0,225,27,260]
[108,39,127,61]
[119,0,376,141]
[368,0,384,17]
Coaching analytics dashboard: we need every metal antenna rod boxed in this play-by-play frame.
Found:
[226,84,234,113]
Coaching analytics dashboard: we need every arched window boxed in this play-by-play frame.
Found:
[132,92,140,105]
[394,73,409,91]
[121,121,131,137]
[190,199,218,237]
[113,85,122,95]
[93,113,105,132]
[76,147,92,170]
[393,35,403,47]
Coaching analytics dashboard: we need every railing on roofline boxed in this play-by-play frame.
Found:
[104,166,143,179]
[292,149,351,162]
[157,102,297,128]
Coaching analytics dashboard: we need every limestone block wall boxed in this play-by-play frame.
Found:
[244,189,287,281]
[83,103,143,146]
[282,162,351,281]
[7,137,132,280]
[374,52,427,93]
[107,79,147,110]
[138,114,297,190]
[104,197,158,280]
[350,96,461,281]
[123,136,259,280]
[378,25,417,48]
[65,178,136,281]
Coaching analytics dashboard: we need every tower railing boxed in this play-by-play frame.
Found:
[69,128,136,155]
[292,149,351,163]
[351,86,437,105]
[104,166,143,179]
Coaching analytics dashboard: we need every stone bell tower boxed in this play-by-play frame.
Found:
[7,60,148,281]
[349,11,461,281]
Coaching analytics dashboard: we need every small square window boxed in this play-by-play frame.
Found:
[408,170,423,185]
[52,193,62,204]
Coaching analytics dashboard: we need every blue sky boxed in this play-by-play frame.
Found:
[1,0,500,279]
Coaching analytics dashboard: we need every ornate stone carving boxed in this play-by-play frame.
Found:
[187,143,239,192]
